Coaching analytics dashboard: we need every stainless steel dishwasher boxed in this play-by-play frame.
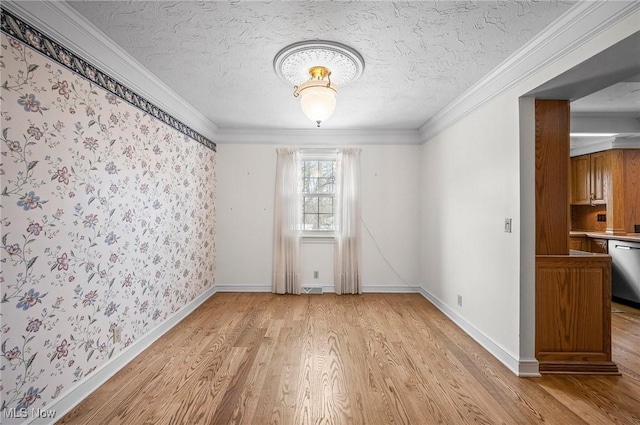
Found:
[609,239,640,307]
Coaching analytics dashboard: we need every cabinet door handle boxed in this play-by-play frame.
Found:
[615,245,639,250]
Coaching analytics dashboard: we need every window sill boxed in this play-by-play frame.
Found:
[302,233,335,244]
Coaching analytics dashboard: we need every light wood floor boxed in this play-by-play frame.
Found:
[58,293,640,425]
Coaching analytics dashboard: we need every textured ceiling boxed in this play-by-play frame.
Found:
[68,1,576,130]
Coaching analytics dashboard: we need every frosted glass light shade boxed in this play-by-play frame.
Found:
[297,80,338,127]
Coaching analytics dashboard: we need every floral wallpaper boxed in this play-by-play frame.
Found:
[0,17,216,422]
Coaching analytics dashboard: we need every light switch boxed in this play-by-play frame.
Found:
[504,218,512,233]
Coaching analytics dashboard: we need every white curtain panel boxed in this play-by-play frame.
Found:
[334,148,362,295]
[272,148,302,294]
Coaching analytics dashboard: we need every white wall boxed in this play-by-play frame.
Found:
[361,146,422,290]
[215,144,421,291]
[215,145,276,288]
[420,94,522,358]
[419,9,640,371]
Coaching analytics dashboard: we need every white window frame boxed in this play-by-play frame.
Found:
[299,150,337,242]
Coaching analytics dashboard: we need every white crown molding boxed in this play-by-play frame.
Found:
[570,136,640,157]
[570,141,613,157]
[2,0,219,143]
[215,128,421,145]
[419,1,640,143]
[613,136,640,149]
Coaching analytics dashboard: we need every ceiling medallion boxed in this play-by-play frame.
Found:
[274,40,365,127]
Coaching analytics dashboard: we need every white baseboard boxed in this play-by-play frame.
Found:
[517,359,542,377]
[216,284,333,293]
[215,284,271,292]
[214,284,421,294]
[417,287,539,377]
[362,285,420,293]
[29,286,217,425]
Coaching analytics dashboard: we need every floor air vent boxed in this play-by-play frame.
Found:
[302,286,323,294]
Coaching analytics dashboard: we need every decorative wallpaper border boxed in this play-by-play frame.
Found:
[0,7,216,152]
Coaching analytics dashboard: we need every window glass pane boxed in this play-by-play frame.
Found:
[307,161,319,178]
[317,178,334,193]
[304,213,318,230]
[320,161,334,178]
[304,196,319,213]
[319,197,333,213]
[301,160,336,194]
[319,214,333,230]
[300,159,336,232]
[303,177,317,193]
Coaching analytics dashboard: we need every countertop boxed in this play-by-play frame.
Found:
[568,249,609,257]
[570,231,640,243]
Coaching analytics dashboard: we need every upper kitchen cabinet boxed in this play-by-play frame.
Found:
[571,151,608,205]
[570,149,640,234]
[606,149,640,234]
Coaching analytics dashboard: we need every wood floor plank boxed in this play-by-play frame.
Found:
[251,325,293,424]
[228,335,278,424]
[58,294,640,425]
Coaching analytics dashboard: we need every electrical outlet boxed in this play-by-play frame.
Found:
[313,271,319,279]
[112,327,122,343]
[457,295,463,307]
[504,218,512,233]
[597,214,606,222]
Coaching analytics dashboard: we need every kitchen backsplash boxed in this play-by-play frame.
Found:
[571,204,607,232]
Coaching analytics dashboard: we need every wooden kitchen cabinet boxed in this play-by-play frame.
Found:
[569,236,587,251]
[591,152,607,204]
[589,238,608,254]
[536,254,618,374]
[606,149,640,234]
[571,155,590,204]
[571,151,607,205]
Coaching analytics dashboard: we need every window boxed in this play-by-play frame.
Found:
[301,159,336,231]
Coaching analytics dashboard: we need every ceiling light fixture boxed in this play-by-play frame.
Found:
[274,40,364,127]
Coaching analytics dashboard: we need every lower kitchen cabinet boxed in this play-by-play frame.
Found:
[569,236,587,251]
[536,254,618,374]
[590,238,609,253]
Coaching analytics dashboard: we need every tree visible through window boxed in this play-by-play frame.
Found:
[301,159,336,231]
